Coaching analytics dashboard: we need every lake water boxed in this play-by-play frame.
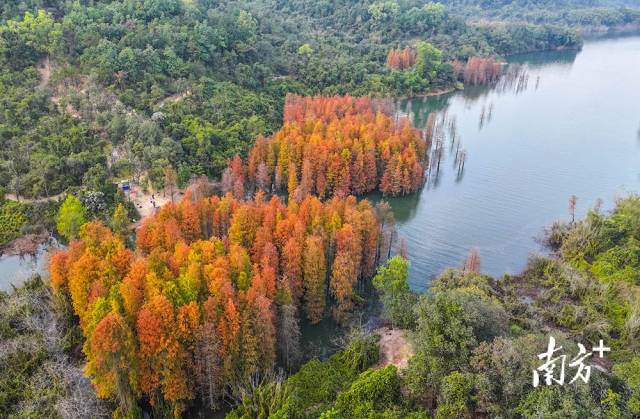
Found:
[0,239,59,292]
[383,34,640,291]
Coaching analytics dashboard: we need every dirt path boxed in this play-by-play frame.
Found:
[156,90,191,108]
[374,327,414,370]
[37,56,51,89]
[5,192,66,204]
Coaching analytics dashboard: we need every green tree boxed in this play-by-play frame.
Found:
[4,10,62,53]
[233,10,257,52]
[368,1,400,21]
[423,2,445,28]
[516,385,602,418]
[111,203,130,242]
[436,371,474,418]
[1,10,62,68]
[372,256,417,328]
[415,41,442,82]
[405,291,477,399]
[613,357,640,415]
[407,282,507,401]
[333,366,401,417]
[56,195,86,241]
[226,374,291,419]
[298,43,313,56]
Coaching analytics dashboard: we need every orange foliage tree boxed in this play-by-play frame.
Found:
[240,94,427,198]
[386,47,417,70]
[50,191,381,416]
[461,56,503,85]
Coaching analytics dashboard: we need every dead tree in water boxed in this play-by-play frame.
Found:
[517,71,529,93]
[456,149,466,174]
[429,124,445,184]
[448,116,458,152]
[448,115,457,137]
[434,132,444,174]
[568,195,577,223]
[376,201,397,264]
[425,112,436,142]
[479,105,486,130]
[464,248,481,273]
[496,63,529,95]
[396,237,408,259]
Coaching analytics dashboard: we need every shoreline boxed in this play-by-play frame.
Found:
[579,23,640,36]
[394,39,586,102]
[0,233,52,258]
[391,86,457,102]
[418,87,457,97]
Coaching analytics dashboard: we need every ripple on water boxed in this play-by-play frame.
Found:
[382,35,640,289]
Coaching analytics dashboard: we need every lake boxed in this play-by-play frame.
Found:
[381,34,640,291]
[0,239,59,292]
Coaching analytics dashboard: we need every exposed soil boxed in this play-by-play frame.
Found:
[374,327,414,370]
[2,233,51,257]
[50,73,88,118]
[37,56,51,89]
[156,90,191,108]
[421,87,456,97]
[127,184,183,221]
[5,192,66,204]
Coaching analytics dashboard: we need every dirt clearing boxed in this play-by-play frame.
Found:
[374,327,414,370]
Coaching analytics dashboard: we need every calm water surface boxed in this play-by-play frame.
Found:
[0,240,59,292]
[384,35,640,290]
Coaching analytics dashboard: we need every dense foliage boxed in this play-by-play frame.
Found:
[227,329,393,418]
[1,0,638,417]
[56,195,86,241]
[0,0,586,212]
[0,201,28,246]
[48,189,389,416]
[373,256,418,328]
[549,195,640,285]
[441,0,640,29]
[231,95,428,199]
[0,198,59,247]
[0,276,109,417]
[232,196,640,417]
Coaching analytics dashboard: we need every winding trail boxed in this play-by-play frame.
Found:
[37,56,51,89]
[156,90,191,108]
[5,192,66,204]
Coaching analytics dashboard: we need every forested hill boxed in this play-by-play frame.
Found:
[0,0,632,231]
[0,0,583,208]
[438,0,640,26]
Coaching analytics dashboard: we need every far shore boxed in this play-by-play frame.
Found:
[419,87,457,97]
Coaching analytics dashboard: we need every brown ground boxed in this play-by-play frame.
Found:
[5,192,66,204]
[37,56,51,89]
[374,327,414,370]
[2,233,50,256]
[156,90,191,108]
[127,184,183,220]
